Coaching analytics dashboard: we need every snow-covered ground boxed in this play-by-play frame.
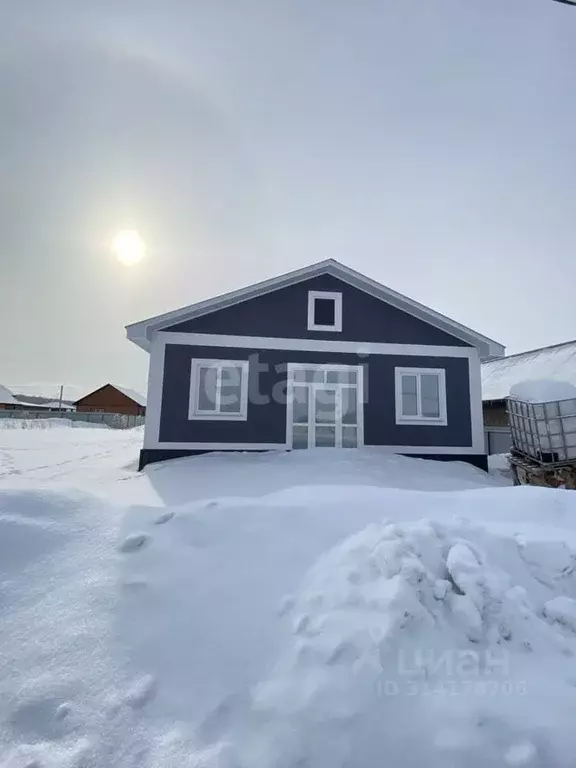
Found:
[0,422,142,492]
[2,426,576,766]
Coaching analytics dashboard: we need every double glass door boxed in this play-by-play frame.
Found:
[288,365,362,449]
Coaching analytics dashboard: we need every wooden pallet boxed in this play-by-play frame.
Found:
[508,452,576,489]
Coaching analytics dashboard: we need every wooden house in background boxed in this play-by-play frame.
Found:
[74,384,146,416]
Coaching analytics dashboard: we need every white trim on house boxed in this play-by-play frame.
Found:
[150,442,288,451]
[357,364,365,449]
[189,359,249,421]
[142,335,485,456]
[468,348,486,454]
[285,362,364,449]
[307,291,343,332]
[394,367,448,426]
[156,331,478,359]
[126,259,504,359]
[143,336,167,449]
[145,440,483,454]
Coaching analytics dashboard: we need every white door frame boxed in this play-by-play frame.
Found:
[286,363,364,448]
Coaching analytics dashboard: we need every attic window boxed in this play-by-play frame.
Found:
[307,291,342,332]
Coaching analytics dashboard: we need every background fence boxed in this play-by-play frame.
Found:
[0,410,144,429]
[1,409,514,451]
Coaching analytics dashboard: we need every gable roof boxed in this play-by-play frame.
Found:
[482,339,576,402]
[74,384,146,407]
[113,385,146,407]
[0,384,18,405]
[126,259,504,359]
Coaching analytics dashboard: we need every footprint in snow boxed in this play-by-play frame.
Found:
[154,510,175,525]
[55,702,71,721]
[10,696,74,741]
[199,692,247,742]
[278,595,296,617]
[119,533,149,553]
[504,741,537,766]
[124,675,156,709]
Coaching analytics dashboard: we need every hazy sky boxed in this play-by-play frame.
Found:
[1,0,575,396]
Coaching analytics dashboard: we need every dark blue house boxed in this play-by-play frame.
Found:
[127,260,504,470]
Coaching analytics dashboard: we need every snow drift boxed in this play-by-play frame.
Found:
[235,518,576,768]
[2,440,576,766]
[510,379,576,404]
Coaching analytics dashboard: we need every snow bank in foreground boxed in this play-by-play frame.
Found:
[510,379,576,404]
[236,519,576,768]
[0,418,110,429]
[124,482,576,766]
[2,451,576,766]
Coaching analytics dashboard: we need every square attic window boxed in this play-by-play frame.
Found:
[307,291,342,332]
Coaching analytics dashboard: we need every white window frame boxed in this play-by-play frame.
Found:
[286,362,364,448]
[307,291,343,332]
[395,367,447,426]
[189,358,249,421]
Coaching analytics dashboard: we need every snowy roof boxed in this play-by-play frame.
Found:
[112,385,146,407]
[0,384,18,405]
[15,399,51,409]
[8,383,88,402]
[482,340,576,401]
[20,400,76,410]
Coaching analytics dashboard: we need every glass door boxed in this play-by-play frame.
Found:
[289,365,361,449]
[313,386,338,447]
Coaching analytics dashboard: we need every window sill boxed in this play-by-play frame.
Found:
[396,416,448,427]
[307,324,342,333]
[188,411,248,422]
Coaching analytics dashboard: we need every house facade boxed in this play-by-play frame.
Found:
[127,260,503,470]
[74,384,146,416]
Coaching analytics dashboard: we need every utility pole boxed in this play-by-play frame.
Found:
[58,385,64,412]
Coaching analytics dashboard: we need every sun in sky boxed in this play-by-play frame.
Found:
[112,229,146,266]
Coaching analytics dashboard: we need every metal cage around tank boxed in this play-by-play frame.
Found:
[507,396,576,466]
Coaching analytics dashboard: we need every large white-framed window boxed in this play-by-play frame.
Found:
[286,362,364,449]
[189,358,249,420]
[395,367,447,426]
[307,291,343,332]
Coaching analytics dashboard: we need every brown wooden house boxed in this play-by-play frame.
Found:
[74,384,146,416]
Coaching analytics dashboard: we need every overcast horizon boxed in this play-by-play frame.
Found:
[1,0,575,395]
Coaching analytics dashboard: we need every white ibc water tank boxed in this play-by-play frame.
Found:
[508,380,576,463]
